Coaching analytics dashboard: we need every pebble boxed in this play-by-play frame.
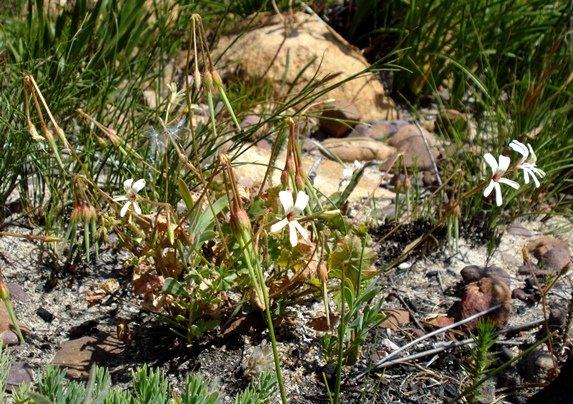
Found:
[512,288,535,303]
[0,330,19,346]
[523,350,556,382]
[506,222,533,237]
[540,247,571,272]
[7,362,34,390]
[460,264,511,286]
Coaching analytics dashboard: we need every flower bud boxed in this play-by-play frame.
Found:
[203,71,214,93]
[27,121,43,142]
[403,176,411,191]
[295,174,304,190]
[522,246,530,262]
[280,168,289,188]
[211,69,224,90]
[0,280,10,301]
[318,263,328,283]
[319,209,340,219]
[194,69,202,93]
[105,129,120,147]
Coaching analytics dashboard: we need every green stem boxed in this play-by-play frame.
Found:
[2,299,24,344]
[237,231,287,403]
[334,270,346,403]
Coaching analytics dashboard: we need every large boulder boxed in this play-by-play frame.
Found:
[213,12,398,121]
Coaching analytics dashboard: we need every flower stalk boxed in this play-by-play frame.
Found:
[220,155,287,403]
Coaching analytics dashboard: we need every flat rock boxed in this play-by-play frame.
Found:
[52,333,124,379]
[321,138,395,162]
[213,12,398,121]
[233,145,396,203]
[386,124,440,170]
[7,362,34,391]
[506,222,533,237]
[349,120,409,141]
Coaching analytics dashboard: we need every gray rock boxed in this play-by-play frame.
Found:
[540,247,571,272]
[506,222,533,237]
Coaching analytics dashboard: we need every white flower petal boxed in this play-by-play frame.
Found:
[288,222,298,247]
[278,191,294,212]
[494,182,503,206]
[123,178,134,192]
[522,169,531,184]
[498,155,511,173]
[483,153,498,173]
[530,171,540,188]
[113,195,128,202]
[270,218,289,233]
[132,201,142,215]
[132,179,146,193]
[120,201,131,217]
[498,178,520,189]
[526,144,537,163]
[292,220,309,241]
[484,180,495,198]
[293,191,309,213]
[509,140,528,159]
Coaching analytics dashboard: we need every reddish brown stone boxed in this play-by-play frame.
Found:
[458,277,511,332]
[52,333,124,379]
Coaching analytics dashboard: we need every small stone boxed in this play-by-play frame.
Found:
[523,350,556,382]
[549,307,566,331]
[7,362,34,390]
[36,307,54,323]
[1,330,19,346]
[540,247,571,273]
[319,100,360,138]
[518,262,551,277]
[386,124,440,170]
[397,261,412,270]
[512,288,535,303]
[506,222,533,237]
[527,237,569,260]
[460,265,483,283]
[52,333,124,379]
[460,265,510,286]
[6,283,28,303]
[321,138,395,162]
[458,277,511,332]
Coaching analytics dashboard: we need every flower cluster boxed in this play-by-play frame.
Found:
[483,140,545,206]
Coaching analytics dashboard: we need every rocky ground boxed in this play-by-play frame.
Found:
[0,200,572,402]
[0,6,571,404]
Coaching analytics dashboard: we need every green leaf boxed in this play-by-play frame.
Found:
[162,277,189,297]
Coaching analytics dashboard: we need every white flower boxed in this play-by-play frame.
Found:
[483,153,520,207]
[508,139,546,188]
[270,190,309,247]
[113,178,146,217]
